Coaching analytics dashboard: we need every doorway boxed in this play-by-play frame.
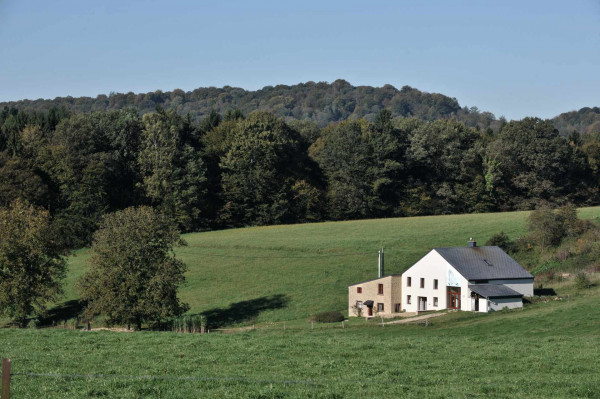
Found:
[472,295,480,311]
[418,296,427,311]
[447,287,461,309]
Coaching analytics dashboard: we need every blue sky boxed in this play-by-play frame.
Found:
[0,0,598,120]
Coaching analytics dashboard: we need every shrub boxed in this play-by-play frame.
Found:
[312,311,345,323]
[555,247,570,262]
[485,232,515,253]
[574,272,592,290]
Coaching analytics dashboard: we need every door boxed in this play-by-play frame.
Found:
[418,296,427,311]
[368,306,373,316]
[447,287,461,309]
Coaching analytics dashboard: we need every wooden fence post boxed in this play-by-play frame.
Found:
[1,358,10,399]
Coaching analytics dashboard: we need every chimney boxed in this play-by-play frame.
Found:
[378,248,385,278]
[468,238,477,248]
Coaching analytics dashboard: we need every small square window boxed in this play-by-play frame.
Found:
[407,277,412,287]
[377,303,384,312]
[407,295,412,304]
[357,287,362,294]
[433,297,438,307]
[420,278,425,288]
[378,284,384,295]
[356,301,363,309]
[434,279,438,290]
[395,303,401,313]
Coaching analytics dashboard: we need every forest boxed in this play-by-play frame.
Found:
[3,81,597,135]
[1,100,599,250]
[0,80,506,131]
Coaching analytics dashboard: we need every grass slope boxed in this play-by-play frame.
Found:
[2,280,600,398]
[62,207,600,324]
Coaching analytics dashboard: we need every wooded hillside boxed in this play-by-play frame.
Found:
[0,80,502,130]
[1,102,599,250]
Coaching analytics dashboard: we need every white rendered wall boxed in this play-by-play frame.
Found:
[488,297,523,311]
[401,250,469,312]
[487,279,534,297]
[478,297,488,312]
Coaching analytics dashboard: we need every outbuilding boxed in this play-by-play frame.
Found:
[348,275,403,318]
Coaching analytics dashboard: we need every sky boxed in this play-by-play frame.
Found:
[0,0,599,120]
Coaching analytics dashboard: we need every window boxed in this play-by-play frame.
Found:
[378,284,384,295]
[356,301,363,309]
[357,287,362,294]
[420,278,425,288]
[377,303,384,312]
[395,303,401,313]
[407,295,412,304]
[433,297,438,307]
[434,279,438,289]
[407,277,412,287]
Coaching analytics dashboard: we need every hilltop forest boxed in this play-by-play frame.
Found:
[2,91,600,250]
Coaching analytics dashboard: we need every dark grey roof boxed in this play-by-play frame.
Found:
[434,246,533,280]
[469,284,523,298]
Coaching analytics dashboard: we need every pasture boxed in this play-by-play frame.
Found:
[2,278,600,398]
[3,208,600,397]
[63,207,600,324]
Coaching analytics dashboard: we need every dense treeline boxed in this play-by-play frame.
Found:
[0,80,503,130]
[1,105,599,249]
[553,107,600,135]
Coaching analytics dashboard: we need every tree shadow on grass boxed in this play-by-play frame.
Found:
[202,294,289,328]
[38,300,85,327]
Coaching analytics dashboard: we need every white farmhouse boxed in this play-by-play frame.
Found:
[401,239,533,313]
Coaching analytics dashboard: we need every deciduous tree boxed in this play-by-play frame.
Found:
[78,206,189,330]
[0,199,66,326]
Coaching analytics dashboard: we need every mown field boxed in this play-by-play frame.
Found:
[3,278,600,398]
[63,207,600,324]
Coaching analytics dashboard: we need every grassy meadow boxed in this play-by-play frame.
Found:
[2,277,600,398]
[3,208,600,397]
[63,207,600,324]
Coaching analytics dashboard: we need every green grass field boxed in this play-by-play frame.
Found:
[3,278,600,398]
[4,209,600,397]
[63,207,600,324]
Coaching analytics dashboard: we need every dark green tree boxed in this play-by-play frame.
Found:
[310,119,375,219]
[138,109,208,231]
[220,112,319,225]
[48,114,111,247]
[486,118,587,209]
[406,119,488,214]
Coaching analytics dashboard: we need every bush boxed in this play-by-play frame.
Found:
[555,247,570,262]
[485,231,515,253]
[312,311,345,323]
[575,272,592,290]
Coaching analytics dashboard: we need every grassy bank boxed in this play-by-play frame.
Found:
[62,207,600,324]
